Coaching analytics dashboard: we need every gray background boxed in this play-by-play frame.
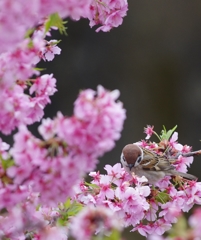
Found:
[40,1,201,239]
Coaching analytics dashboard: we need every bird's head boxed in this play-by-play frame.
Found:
[121,144,143,170]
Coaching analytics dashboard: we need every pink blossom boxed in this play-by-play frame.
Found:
[89,171,101,184]
[0,0,127,54]
[178,182,201,212]
[132,224,152,237]
[89,0,128,32]
[29,74,57,97]
[38,118,56,140]
[70,206,122,240]
[145,200,158,222]
[169,132,183,151]
[104,163,123,178]
[38,226,68,240]
[0,0,93,54]
[42,40,61,61]
[98,175,114,200]
[0,25,58,134]
[0,138,9,159]
[173,155,194,173]
[75,164,152,231]
[57,86,126,158]
[4,86,125,206]
[189,208,201,237]
[144,125,154,139]
[152,219,172,235]
[148,235,165,240]
[159,201,181,223]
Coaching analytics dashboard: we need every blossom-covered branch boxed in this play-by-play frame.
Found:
[0,0,128,54]
[73,126,201,237]
[2,0,201,239]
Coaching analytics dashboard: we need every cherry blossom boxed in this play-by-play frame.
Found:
[0,23,59,135]
[73,127,201,237]
[0,86,126,207]
[89,0,128,32]
[144,125,154,139]
[70,205,122,240]
[0,0,128,54]
[1,0,201,238]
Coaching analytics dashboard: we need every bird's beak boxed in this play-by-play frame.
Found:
[127,163,134,171]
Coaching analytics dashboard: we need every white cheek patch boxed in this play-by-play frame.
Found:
[134,156,141,167]
[134,145,144,167]
[120,153,125,165]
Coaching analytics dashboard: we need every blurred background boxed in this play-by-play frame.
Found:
[38,1,201,239]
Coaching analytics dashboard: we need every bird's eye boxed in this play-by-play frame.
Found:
[122,155,126,161]
[137,156,142,163]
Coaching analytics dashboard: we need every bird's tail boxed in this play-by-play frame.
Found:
[172,171,197,181]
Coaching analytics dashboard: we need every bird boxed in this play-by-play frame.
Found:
[120,143,197,185]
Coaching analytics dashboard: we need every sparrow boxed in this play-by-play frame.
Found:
[120,144,197,184]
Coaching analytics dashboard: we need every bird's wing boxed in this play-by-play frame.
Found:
[141,148,175,171]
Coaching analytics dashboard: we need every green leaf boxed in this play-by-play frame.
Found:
[57,200,83,226]
[85,182,100,189]
[63,198,71,209]
[34,67,46,72]
[24,28,35,38]
[160,125,177,140]
[49,39,61,46]
[168,215,188,237]
[67,201,83,217]
[103,229,121,240]
[1,158,14,170]
[155,191,171,204]
[45,13,68,35]
[57,217,66,226]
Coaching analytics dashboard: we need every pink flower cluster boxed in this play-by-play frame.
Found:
[0,86,126,207]
[89,0,128,32]
[0,189,68,239]
[0,1,128,238]
[148,207,201,240]
[0,0,92,54]
[0,0,128,54]
[70,206,122,240]
[74,129,201,237]
[0,22,59,135]
[57,85,126,158]
[0,193,121,239]
[0,0,128,134]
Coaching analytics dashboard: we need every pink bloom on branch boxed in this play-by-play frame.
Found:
[104,163,123,178]
[152,219,172,236]
[189,208,201,238]
[144,125,154,139]
[3,86,125,206]
[0,28,58,134]
[38,118,56,140]
[57,85,126,158]
[0,0,93,54]
[174,155,194,173]
[89,171,101,184]
[29,74,57,97]
[89,0,128,32]
[169,132,183,151]
[42,40,61,61]
[98,175,114,200]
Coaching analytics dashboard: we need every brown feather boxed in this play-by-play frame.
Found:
[121,144,197,184]
[141,147,175,171]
